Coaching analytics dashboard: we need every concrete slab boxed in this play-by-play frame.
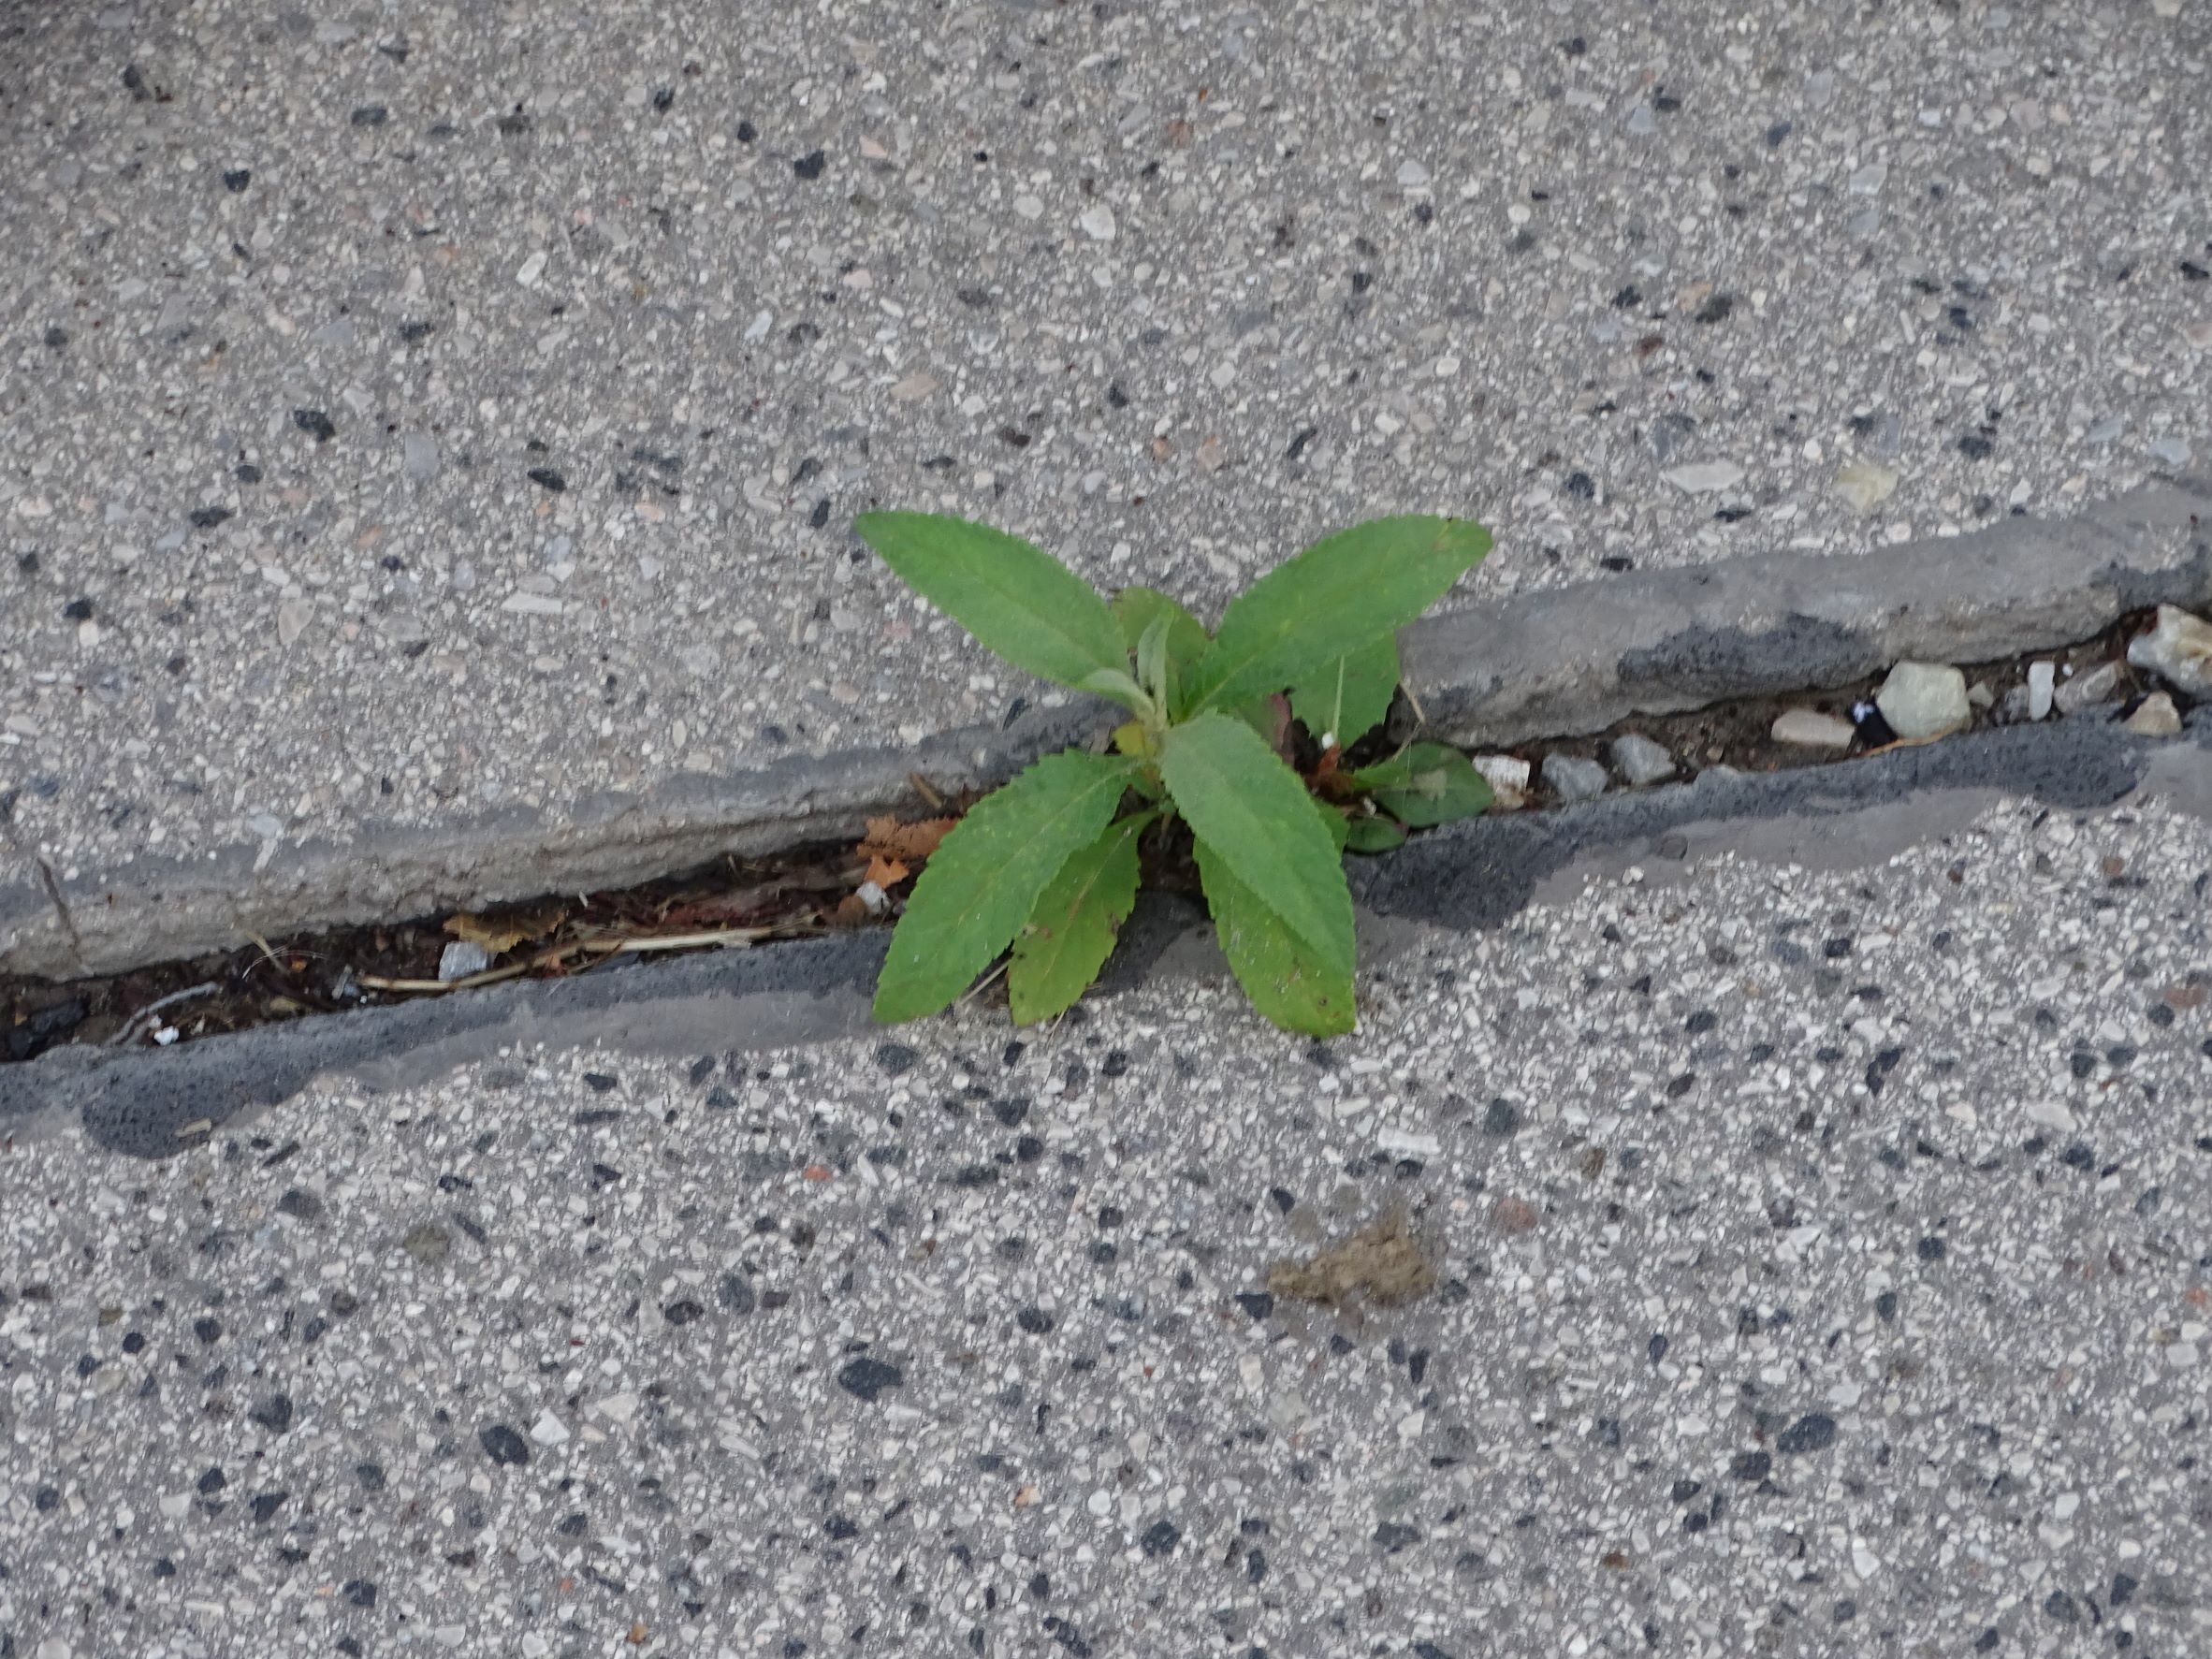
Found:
[5,756,2210,1656]
[7,0,2209,891]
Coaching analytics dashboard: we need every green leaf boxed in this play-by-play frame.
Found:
[1194,837,1357,1036]
[1314,796,1350,851]
[1156,713,1355,975]
[1078,666,1153,717]
[1342,814,1407,853]
[1289,634,1400,749]
[1186,517,1491,714]
[1346,742,1494,828]
[1113,587,1210,716]
[1007,813,1150,1025]
[1134,613,1174,712]
[856,512,1128,692]
[874,751,1134,1023]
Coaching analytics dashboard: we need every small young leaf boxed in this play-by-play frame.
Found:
[1157,713,1355,976]
[1007,813,1150,1024]
[874,750,1134,1023]
[1346,742,1494,828]
[1314,796,1351,851]
[1342,814,1407,853]
[1289,633,1400,749]
[1195,837,1357,1036]
[856,512,1128,692]
[1186,517,1491,715]
[1113,587,1210,717]
[1078,665,1153,716]
[1134,613,1175,711]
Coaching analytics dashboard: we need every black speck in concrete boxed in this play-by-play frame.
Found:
[1483,1099,1521,1136]
[350,106,387,127]
[1957,434,1994,460]
[250,1392,294,1433]
[663,1299,705,1327]
[479,1423,531,1466]
[527,467,566,492]
[1140,1520,1180,1557]
[64,597,95,622]
[250,1491,288,1523]
[793,150,826,180]
[189,506,233,531]
[1731,1451,1771,1481]
[876,1042,918,1076]
[837,1355,905,1404]
[1776,1413,1837,1455]
[293,408,337,443]
[718,1273,756,1315]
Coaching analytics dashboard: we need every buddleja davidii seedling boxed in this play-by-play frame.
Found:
[855,512,1493,1036]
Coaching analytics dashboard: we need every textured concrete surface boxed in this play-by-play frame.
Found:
[6,0,2209,893]
[6,764,2211,1658]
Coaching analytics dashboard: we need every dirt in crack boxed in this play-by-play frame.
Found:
[2,610,2179,1064]
[0,828,925,1065]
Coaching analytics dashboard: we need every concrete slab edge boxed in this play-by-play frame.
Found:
[1402,474,2212,747]
[5,478,2207,981]
[7,711,2208,1158]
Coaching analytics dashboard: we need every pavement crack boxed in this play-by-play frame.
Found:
[3,802,86,968]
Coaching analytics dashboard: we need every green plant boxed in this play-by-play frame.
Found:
[854,513,1493,1035]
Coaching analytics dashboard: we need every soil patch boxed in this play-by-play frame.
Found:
[1268,1210,1436,1310]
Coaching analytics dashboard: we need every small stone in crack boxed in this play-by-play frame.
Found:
[2027,661,2057,720]
[2054,661,2121,716]
[438,941,491,982]
[1608,734,1676,786]
[1542,753,1610,803]
[2126,605,2212,697]
[2123,692,2181,737]
[1874,662,1970,739]
[1770,708,1856,749]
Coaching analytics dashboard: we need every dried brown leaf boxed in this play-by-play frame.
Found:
[443,906,563,956]
[859,814,956,865]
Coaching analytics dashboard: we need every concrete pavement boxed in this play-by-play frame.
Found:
[6,737,2212,1657]
[6,0,2209,884]
[7,7,2212,1654]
